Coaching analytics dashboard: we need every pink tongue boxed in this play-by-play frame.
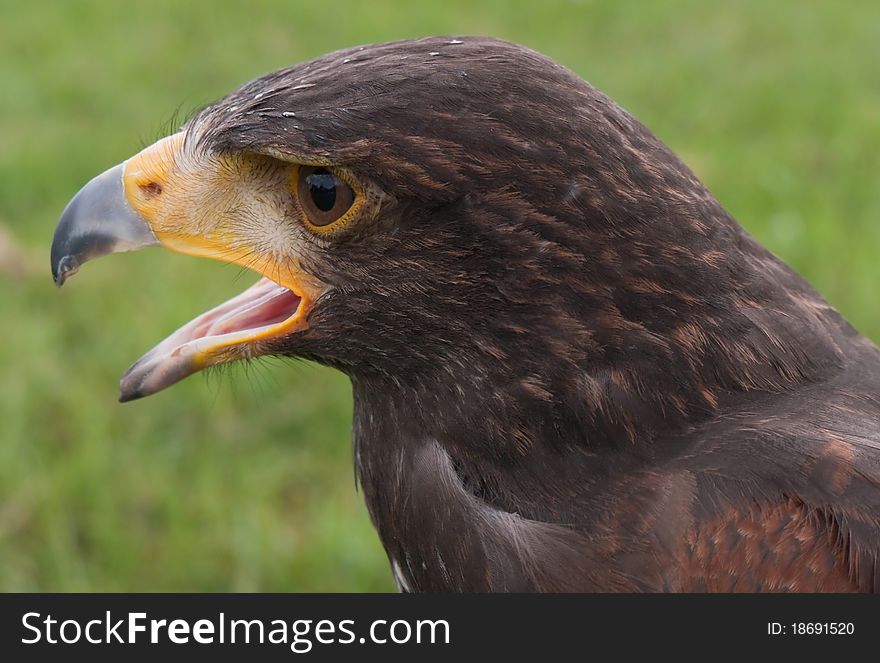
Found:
[208,288,300,335]
[189,279,301,339]
[117,277,303,402]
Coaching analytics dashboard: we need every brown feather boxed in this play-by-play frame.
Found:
[186,37,880,591]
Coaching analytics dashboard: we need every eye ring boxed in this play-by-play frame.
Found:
[294,165,360,232]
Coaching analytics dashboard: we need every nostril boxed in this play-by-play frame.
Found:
[139,181,163,197]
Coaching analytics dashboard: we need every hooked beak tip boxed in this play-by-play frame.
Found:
[49,162,159,288]
[118,389,141,404]
[52,255,79,287]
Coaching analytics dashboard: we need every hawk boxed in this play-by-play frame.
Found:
[51,37,880,591]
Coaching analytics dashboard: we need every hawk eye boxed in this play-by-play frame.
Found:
[296,166,355,228]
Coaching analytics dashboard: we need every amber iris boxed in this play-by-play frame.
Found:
[297,166,355,227]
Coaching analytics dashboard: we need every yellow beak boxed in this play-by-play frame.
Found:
[50,133,325,401]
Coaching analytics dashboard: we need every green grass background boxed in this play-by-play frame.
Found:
[0,0,877,590]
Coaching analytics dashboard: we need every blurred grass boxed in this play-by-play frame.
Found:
[0,0,878,590]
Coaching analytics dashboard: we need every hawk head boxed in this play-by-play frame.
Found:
[51,37,841,450]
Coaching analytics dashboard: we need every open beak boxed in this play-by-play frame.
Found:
[50,133,321,401]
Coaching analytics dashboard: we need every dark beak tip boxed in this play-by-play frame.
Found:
[118,391,136,404]
[48,161,158,290]
[119,366,147,403]
[52,255,78,288]
[118,375,144,402]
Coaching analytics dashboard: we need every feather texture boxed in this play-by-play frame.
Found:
[186,37,880,591]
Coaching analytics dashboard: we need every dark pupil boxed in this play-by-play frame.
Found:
[306,169,337,212]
